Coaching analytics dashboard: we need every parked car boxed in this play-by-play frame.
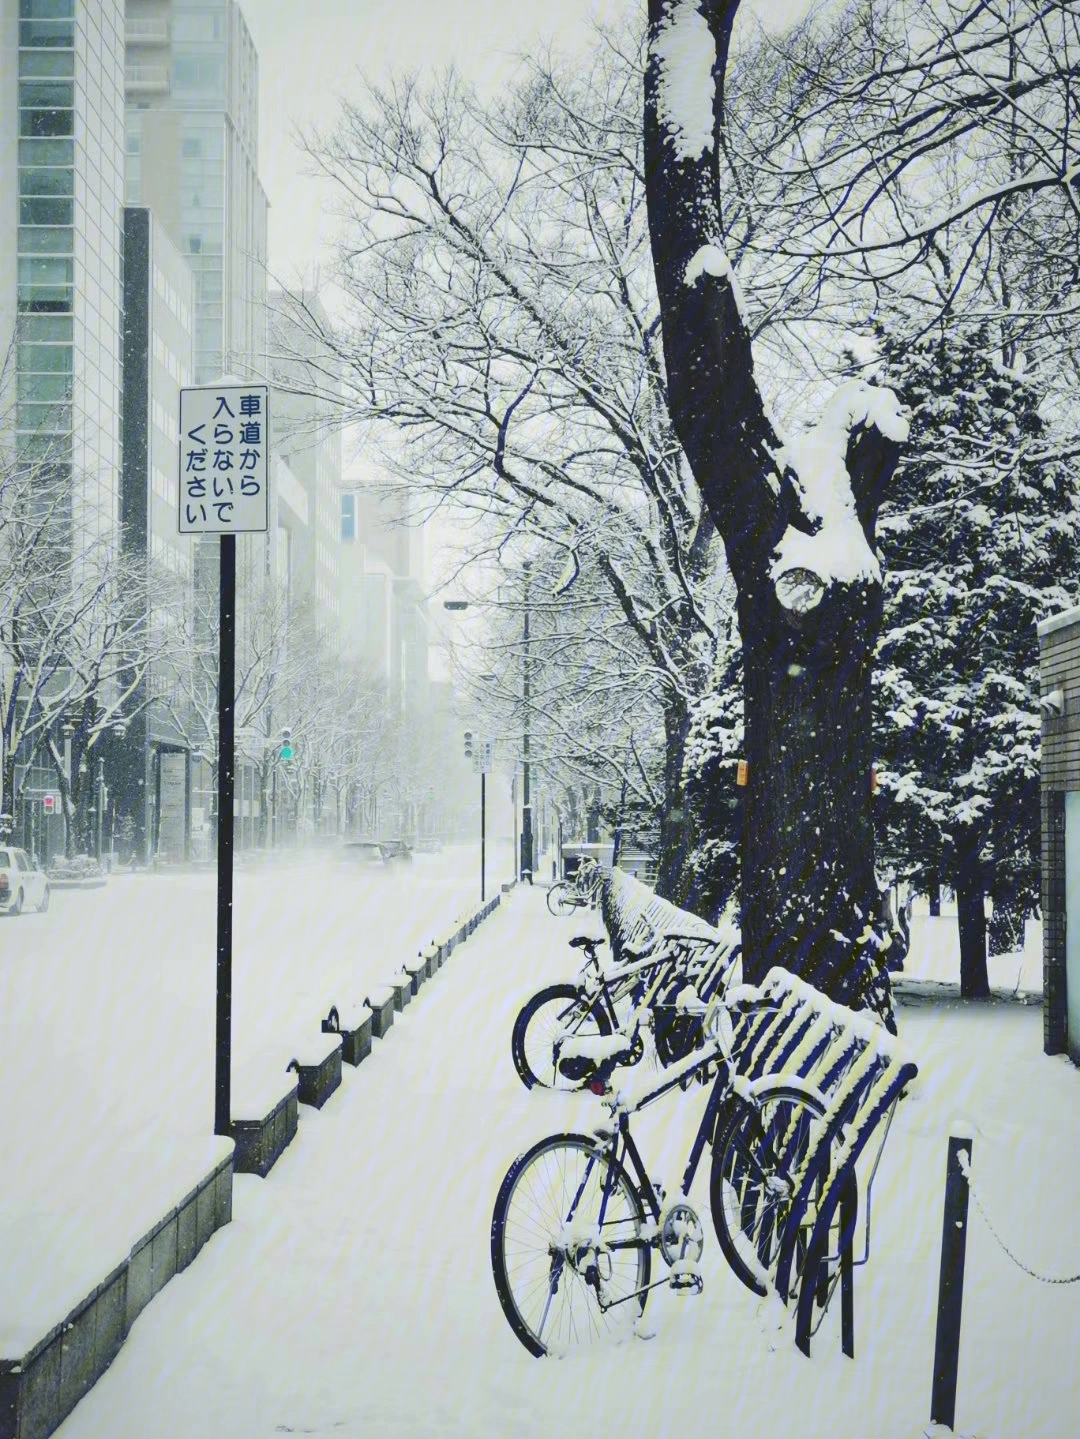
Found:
[379,838,414,862]
[343,840,388,866]
[0,848,50,915]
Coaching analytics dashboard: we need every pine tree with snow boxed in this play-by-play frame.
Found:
[872,324,1080,996]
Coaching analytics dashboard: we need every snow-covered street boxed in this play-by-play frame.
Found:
[4,878,1071,1438]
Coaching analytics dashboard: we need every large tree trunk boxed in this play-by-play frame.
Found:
[741,588,883,1009]
[644,0,904,1027]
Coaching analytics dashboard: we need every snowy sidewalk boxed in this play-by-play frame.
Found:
[40,884,1080,1439]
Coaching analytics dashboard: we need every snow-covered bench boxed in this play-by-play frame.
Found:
[728,968,919,1357]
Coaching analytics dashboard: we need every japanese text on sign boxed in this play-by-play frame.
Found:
[179,383,269,533]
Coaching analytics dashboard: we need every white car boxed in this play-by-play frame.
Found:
[0,848,50,915]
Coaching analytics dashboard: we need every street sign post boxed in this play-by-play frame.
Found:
[179,382,269,1140]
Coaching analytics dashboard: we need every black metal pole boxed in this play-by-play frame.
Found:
[215,533,236,1138]
[930,1133,973,1429]
[481,770,486,903]
[520,562,533,882]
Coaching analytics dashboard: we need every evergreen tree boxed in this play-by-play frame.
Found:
[873,325,1080,996]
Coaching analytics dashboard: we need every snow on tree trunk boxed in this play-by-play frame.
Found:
[644,0,905,1027]
[656,696,692,903]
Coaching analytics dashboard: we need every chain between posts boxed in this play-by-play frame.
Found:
[958,1149,1080,1285]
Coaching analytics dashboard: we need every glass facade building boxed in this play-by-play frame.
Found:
[1,0,125,543]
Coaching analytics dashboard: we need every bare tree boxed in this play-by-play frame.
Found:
[0,430,175,855]
[285,36,731,898]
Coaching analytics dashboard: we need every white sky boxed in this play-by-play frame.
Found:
[243,0,815,280]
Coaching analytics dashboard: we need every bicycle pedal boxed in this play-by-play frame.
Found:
[668,1262,703,1296]
[651,1178,666,1204]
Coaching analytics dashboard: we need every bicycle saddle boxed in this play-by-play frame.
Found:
[569,934,605,951]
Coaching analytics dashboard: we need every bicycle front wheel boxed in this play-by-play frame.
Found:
[710,1082,827,1296]
[491,1133,651,1357]
[511,983,612,1090]
[546,881,578,917]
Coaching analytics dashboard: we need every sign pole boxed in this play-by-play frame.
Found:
[179,379,268,1142]
[214,533,236,1137]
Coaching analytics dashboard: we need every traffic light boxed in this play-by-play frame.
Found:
[280,726,294,762]
[463,730,474,760]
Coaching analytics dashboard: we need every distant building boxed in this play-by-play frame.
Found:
[123,0,267,383]
[338,483,429,719]
[267,289,341,638]
[122,0,271,857]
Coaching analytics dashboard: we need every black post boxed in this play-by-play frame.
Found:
[840,1170,856,1359]
[520,561,533,882]
[481,770,486,902]
[930,1133,973,1429]
[215,534,236,1138]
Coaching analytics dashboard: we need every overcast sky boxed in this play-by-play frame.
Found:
[244,0,815,281]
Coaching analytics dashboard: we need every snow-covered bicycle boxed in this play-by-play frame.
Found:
[491,993,835,1357]
[545,855,604,917]
[510,928,738,1091]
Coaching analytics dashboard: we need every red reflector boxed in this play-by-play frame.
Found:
[588,1079,607,1095]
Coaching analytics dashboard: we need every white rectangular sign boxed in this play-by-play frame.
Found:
[179,383,269,533]
[472,740,494,775]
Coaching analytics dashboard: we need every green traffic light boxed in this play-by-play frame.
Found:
[280,744,294,761]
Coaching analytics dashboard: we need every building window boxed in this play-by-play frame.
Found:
[341,493,356,542]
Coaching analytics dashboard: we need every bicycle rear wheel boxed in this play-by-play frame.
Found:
[491,1133,651,1357]
[710,1082,827,1296]
[511,983,612,1090]
[546,881,578,917]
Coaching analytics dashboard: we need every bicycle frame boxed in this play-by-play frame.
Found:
[551,1049,734,1312]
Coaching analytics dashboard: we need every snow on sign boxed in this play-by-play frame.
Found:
[178,383,269,534]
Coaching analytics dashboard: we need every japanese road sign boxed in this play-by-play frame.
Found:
[179,383,269,534]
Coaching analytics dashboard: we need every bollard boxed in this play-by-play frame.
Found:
[930,1127,973,1430]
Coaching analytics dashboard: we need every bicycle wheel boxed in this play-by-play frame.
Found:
[511,983,612,1090]
[491,1132,651,1357]
[546,881,578,917]
[710,1082,827,1296]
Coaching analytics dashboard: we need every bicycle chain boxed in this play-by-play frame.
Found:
[959,1151,1080,1285]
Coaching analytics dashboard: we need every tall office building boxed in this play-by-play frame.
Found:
[123,0,267,384]
[0,0,126,857]
[0,0,125,542]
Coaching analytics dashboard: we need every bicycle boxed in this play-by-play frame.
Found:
[546,856,604,917]
[491,994,837,1357]
[510,929,738,1091]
